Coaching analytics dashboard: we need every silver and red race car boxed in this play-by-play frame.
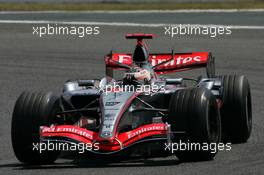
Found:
[11,33,252,164]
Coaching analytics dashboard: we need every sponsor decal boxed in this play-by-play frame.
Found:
[111,54,132,65]
[151,55,202,67]
[127,124,166,139]
[42,126,93,140]
[105,101,120,106]
[118,54,131,64]
[103,114,115,121]
[110,53,207,69]
[103,124,112,129]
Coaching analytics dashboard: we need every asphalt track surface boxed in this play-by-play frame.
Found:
[0,11,264,175]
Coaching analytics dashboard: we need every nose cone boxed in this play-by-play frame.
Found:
[99,91,134,140]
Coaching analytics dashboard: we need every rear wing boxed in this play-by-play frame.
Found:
[105,52,215,77]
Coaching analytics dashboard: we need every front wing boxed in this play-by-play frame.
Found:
[40,123,168,152]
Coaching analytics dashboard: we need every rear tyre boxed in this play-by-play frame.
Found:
[167,88,221,162]
[220,75,252,143]
[11,91,60,164]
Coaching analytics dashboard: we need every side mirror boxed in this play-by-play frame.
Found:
[99,77,108,90]
[99,77,115,90]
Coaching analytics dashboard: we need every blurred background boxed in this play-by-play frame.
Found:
[0,0,263,10]
[0,0,262,2]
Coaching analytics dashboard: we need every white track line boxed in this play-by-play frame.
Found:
[0,9,264,14]
[0,20,263,29]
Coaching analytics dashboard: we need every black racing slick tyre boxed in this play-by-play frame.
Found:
[220,75,252,143]
[11,92,60,164]
[167,88,221,162]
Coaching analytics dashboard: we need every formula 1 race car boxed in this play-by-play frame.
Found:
[11,33,252,164]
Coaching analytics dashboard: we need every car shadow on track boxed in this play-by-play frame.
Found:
[0,157,182,170]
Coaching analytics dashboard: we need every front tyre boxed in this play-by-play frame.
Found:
[11,92,60,164]
[167,88,221,162]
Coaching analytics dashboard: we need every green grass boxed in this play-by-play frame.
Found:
[0,2,264,11]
